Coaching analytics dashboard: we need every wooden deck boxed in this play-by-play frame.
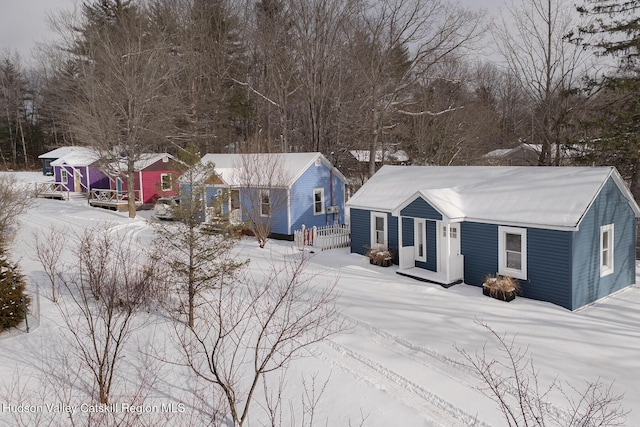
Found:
[88,189,141,212]
[34,182,70,200]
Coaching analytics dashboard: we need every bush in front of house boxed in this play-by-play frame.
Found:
[366,245,394,267]
[483,274,521,301]
[0,248,29,331]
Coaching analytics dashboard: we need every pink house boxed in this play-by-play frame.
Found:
[107,153,183,204]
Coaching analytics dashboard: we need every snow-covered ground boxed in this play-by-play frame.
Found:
[1,171,639,426]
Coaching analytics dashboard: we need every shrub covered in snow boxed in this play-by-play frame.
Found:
[0,248,29,331]
[483,273,521,298]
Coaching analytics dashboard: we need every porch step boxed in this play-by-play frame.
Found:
[396,268,462,288]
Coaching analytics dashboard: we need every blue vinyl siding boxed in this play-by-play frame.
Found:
[290,160,346,233]
[240,188,289,235]
[400,197,443,220]
[526,228,572,309]
[461,222,498,286]
[349,209,399,263]
[572,178,636,309]
[388,214,399,263]
[350,208,371,256]
[461,221,573,309]
[415,220,437,271]
[402,217,414,246]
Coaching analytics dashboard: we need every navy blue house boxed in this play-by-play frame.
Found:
[38,146,79,175]
[347,165,640,310]
[182,152,346,240]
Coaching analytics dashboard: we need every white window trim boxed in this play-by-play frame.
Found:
[600,224,614,277]
[260,190,270,217]
[498,226,527,280]
[414,218,426,262]
[61,169,68,184]
[370,212,388,248]
[160,173,172,191]
[313,188,325,215]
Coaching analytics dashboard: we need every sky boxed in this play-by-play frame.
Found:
[0,0,505,61]
[0,0,79,59]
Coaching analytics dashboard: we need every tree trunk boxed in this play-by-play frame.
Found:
[126,165,137,219]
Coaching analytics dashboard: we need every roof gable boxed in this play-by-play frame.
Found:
[50,147,100,167]
[38,146,79,159]
[346,165,639,229]
[199,152,344,188]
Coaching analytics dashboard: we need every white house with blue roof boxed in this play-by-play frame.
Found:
[186,152,346,240]
[346,165,640,310]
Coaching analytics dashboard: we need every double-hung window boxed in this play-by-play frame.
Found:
[370,212,387,247]
[498,226,527,280]
[260,190,270,216]
[313,188,325,215]
[600,224,614,277]
[161,173,172,191]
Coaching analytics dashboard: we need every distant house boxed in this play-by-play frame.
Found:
[105,153,183,205]
[185,152,347,240]
[38,146,83,176]
[50,147,110,193]
[346,165,639,310]
[336,148,409,192]
[479,143,586,166]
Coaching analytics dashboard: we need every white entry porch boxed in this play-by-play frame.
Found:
[397,219,464,287]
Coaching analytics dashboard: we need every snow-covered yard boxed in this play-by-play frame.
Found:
[1,171,639,426]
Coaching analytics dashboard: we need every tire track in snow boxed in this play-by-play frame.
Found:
[316,338,491,427]
[341,314,482,384]
[335,314,576,425]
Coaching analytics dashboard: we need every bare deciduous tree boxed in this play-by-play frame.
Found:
[493,0,595,165]
[62,2,179,218]
[54,225,158,404]
[31,227,65,303]
[233,153,290,248]
[348,0,484,175]
[0,174,31,244]
[175,251,343,426]
[457,321,627,427]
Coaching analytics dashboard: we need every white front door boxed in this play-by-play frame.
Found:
[438,223,460,272]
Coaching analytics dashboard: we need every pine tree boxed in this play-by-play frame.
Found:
[574,1,640,198]
[0,246,29,331]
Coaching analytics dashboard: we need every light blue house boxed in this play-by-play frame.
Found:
[190,152,346,240]
[346,165,640,310]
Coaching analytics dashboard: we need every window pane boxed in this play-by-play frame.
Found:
[602,231,609,250]
[376,216,384,231]
[376,230,384,244]
[314,192,321,202]
[506,251,522,270]
[506,233,521,252]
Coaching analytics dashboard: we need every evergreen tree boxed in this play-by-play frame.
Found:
[574,1,640,198]
[0,246,29,332]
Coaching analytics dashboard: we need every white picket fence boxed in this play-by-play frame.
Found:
[294,224,350,251]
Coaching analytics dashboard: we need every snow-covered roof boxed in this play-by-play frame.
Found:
[346,165,640,229]
[350,149,409,163]
[483,148,513,158]
[49,147,101,167]
[107,153,175,173]
[199,152,344,188]
[39,146,90,161]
